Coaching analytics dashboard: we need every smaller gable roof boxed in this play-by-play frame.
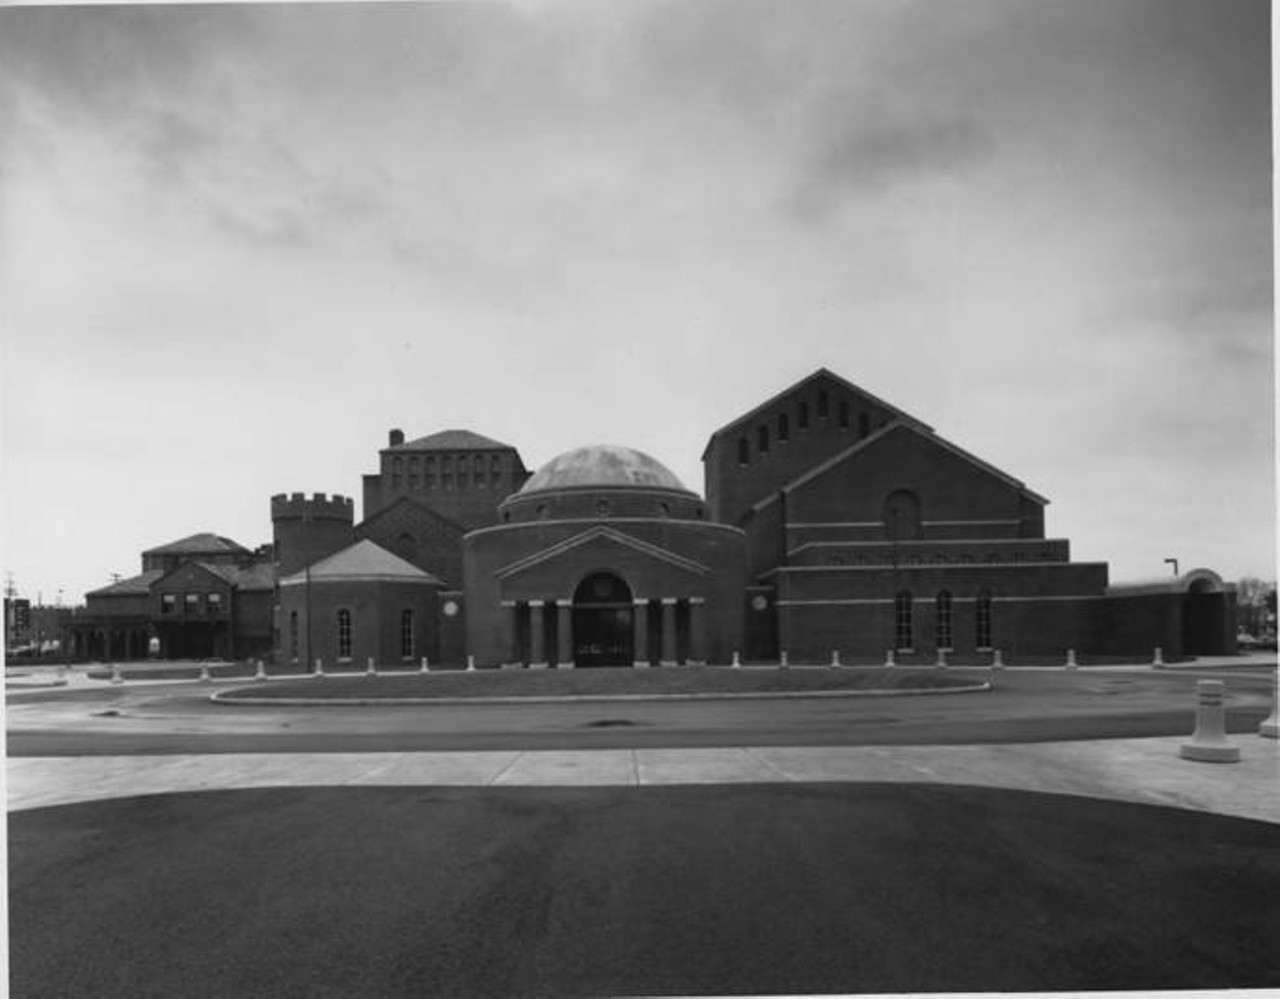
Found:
[199,561,277,592]
[495,526,710,580]
[86,570,164,597]
[143,533,249,556]
[702,368,931,459]
[387,429,514,452]
[355,494,464,535]
[279,540,444,586]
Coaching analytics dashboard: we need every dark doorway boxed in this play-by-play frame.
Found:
[573,572,634,668]
[1184,580,1228,655]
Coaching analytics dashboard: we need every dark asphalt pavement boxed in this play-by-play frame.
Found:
[7,666,1276,755]
[10,784,1280,997]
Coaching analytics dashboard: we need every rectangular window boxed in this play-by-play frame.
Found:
[161,594,176,614]
[184,593,200,613]
[401,609,415,660]
[894,592,913,650]
[337,609,352,660]
[208,593,223,613]
[839,401,850,429]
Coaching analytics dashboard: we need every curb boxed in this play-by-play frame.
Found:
[209,681,991,707]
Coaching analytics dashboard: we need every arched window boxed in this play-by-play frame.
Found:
[337,609,352,660]
[798,401,810,430]
[975,590,993,649]
[818,389,829,419]
[883,489,923,541]
[858,411,870,438]
[738,436,749,465]
[758,425,770,454]
[395,532,417,562]
[400,609,414,659]
[289,611,298,661]
[778,412,790,442]
[936,591,953,650]
[839,400,850,429]
[895,591,913,650]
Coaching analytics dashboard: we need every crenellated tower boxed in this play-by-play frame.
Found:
[270,492,356,577]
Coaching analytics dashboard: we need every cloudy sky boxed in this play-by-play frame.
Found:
[1,0,1273,605]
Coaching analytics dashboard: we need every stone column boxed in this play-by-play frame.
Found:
[503,601,520,665]
[556,599,573,667]
[528,599,547,667]
[633,599,650,667]
[687,597,706,665]
[660,598,678,666]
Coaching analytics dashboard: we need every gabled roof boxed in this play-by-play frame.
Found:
[355,495,464,535]
[702,368,931,459]
[495,526,710,580]
[142,533,250,556]
[86,570,164,597]
[748,420,1048,516]
[279,540,444,586]
[386,429,514,452]
[198,561,276,592]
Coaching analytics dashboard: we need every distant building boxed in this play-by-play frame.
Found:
[73,369,1236,664]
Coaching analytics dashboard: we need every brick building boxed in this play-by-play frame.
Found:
[74,368,1236,665]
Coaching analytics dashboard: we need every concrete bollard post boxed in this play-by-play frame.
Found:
[731,651,741,668]
[830,649,841,668]
[992,649,1004,670]
[254,659,267,682]
[884,649,895,668]
[200,663,211,683]
[110,663,123,685]
[466,655,476,672]
[420,657,430,674]
[936,648,947,669]
[314,658,324,677]
[1153,646,1165,668]
[1259,671,1278,739]
[1179,679,1240,763]
[779,650,789,668]
[986,665,996,688]
[1065,648,1078,670]
[366,656,377,676]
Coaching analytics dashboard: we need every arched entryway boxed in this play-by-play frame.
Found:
[572,572,634,667]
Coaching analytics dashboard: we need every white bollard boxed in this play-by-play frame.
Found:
[255,659,267,681]
[199,663,211,683]
[779,650,789,668]
[1259,671,1278,739]
[1179,679,1240,763]
[420,656,430,674]
[986,665,996,688]
[1153,646,1165,668]
[936,648,947,669]
[110,663,123,685]
[992,649,1004,670]
[884,649,895,668]
[366,656,377,676]
[830,649,841,668]
[731,651,741,668]
[466,655,476,672]
[1065,648,1078,670]
[314,658,324,677]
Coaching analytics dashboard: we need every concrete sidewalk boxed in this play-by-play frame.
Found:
[8,735,1278,823]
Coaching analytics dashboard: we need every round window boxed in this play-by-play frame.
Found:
[442,600,459,617]
[751,595,769,611]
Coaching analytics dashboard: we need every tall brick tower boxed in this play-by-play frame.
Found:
[271,493,356,577]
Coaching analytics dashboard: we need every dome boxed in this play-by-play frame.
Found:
[520,444,690,494]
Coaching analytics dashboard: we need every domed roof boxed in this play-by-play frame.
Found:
[520,445,690,494]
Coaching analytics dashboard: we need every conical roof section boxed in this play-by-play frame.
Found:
[519,444,690,494]
[280,540,443,585]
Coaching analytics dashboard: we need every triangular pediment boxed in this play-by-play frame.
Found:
[495,526,709,580]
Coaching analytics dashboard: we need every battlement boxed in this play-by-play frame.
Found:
[270,492,355,523]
